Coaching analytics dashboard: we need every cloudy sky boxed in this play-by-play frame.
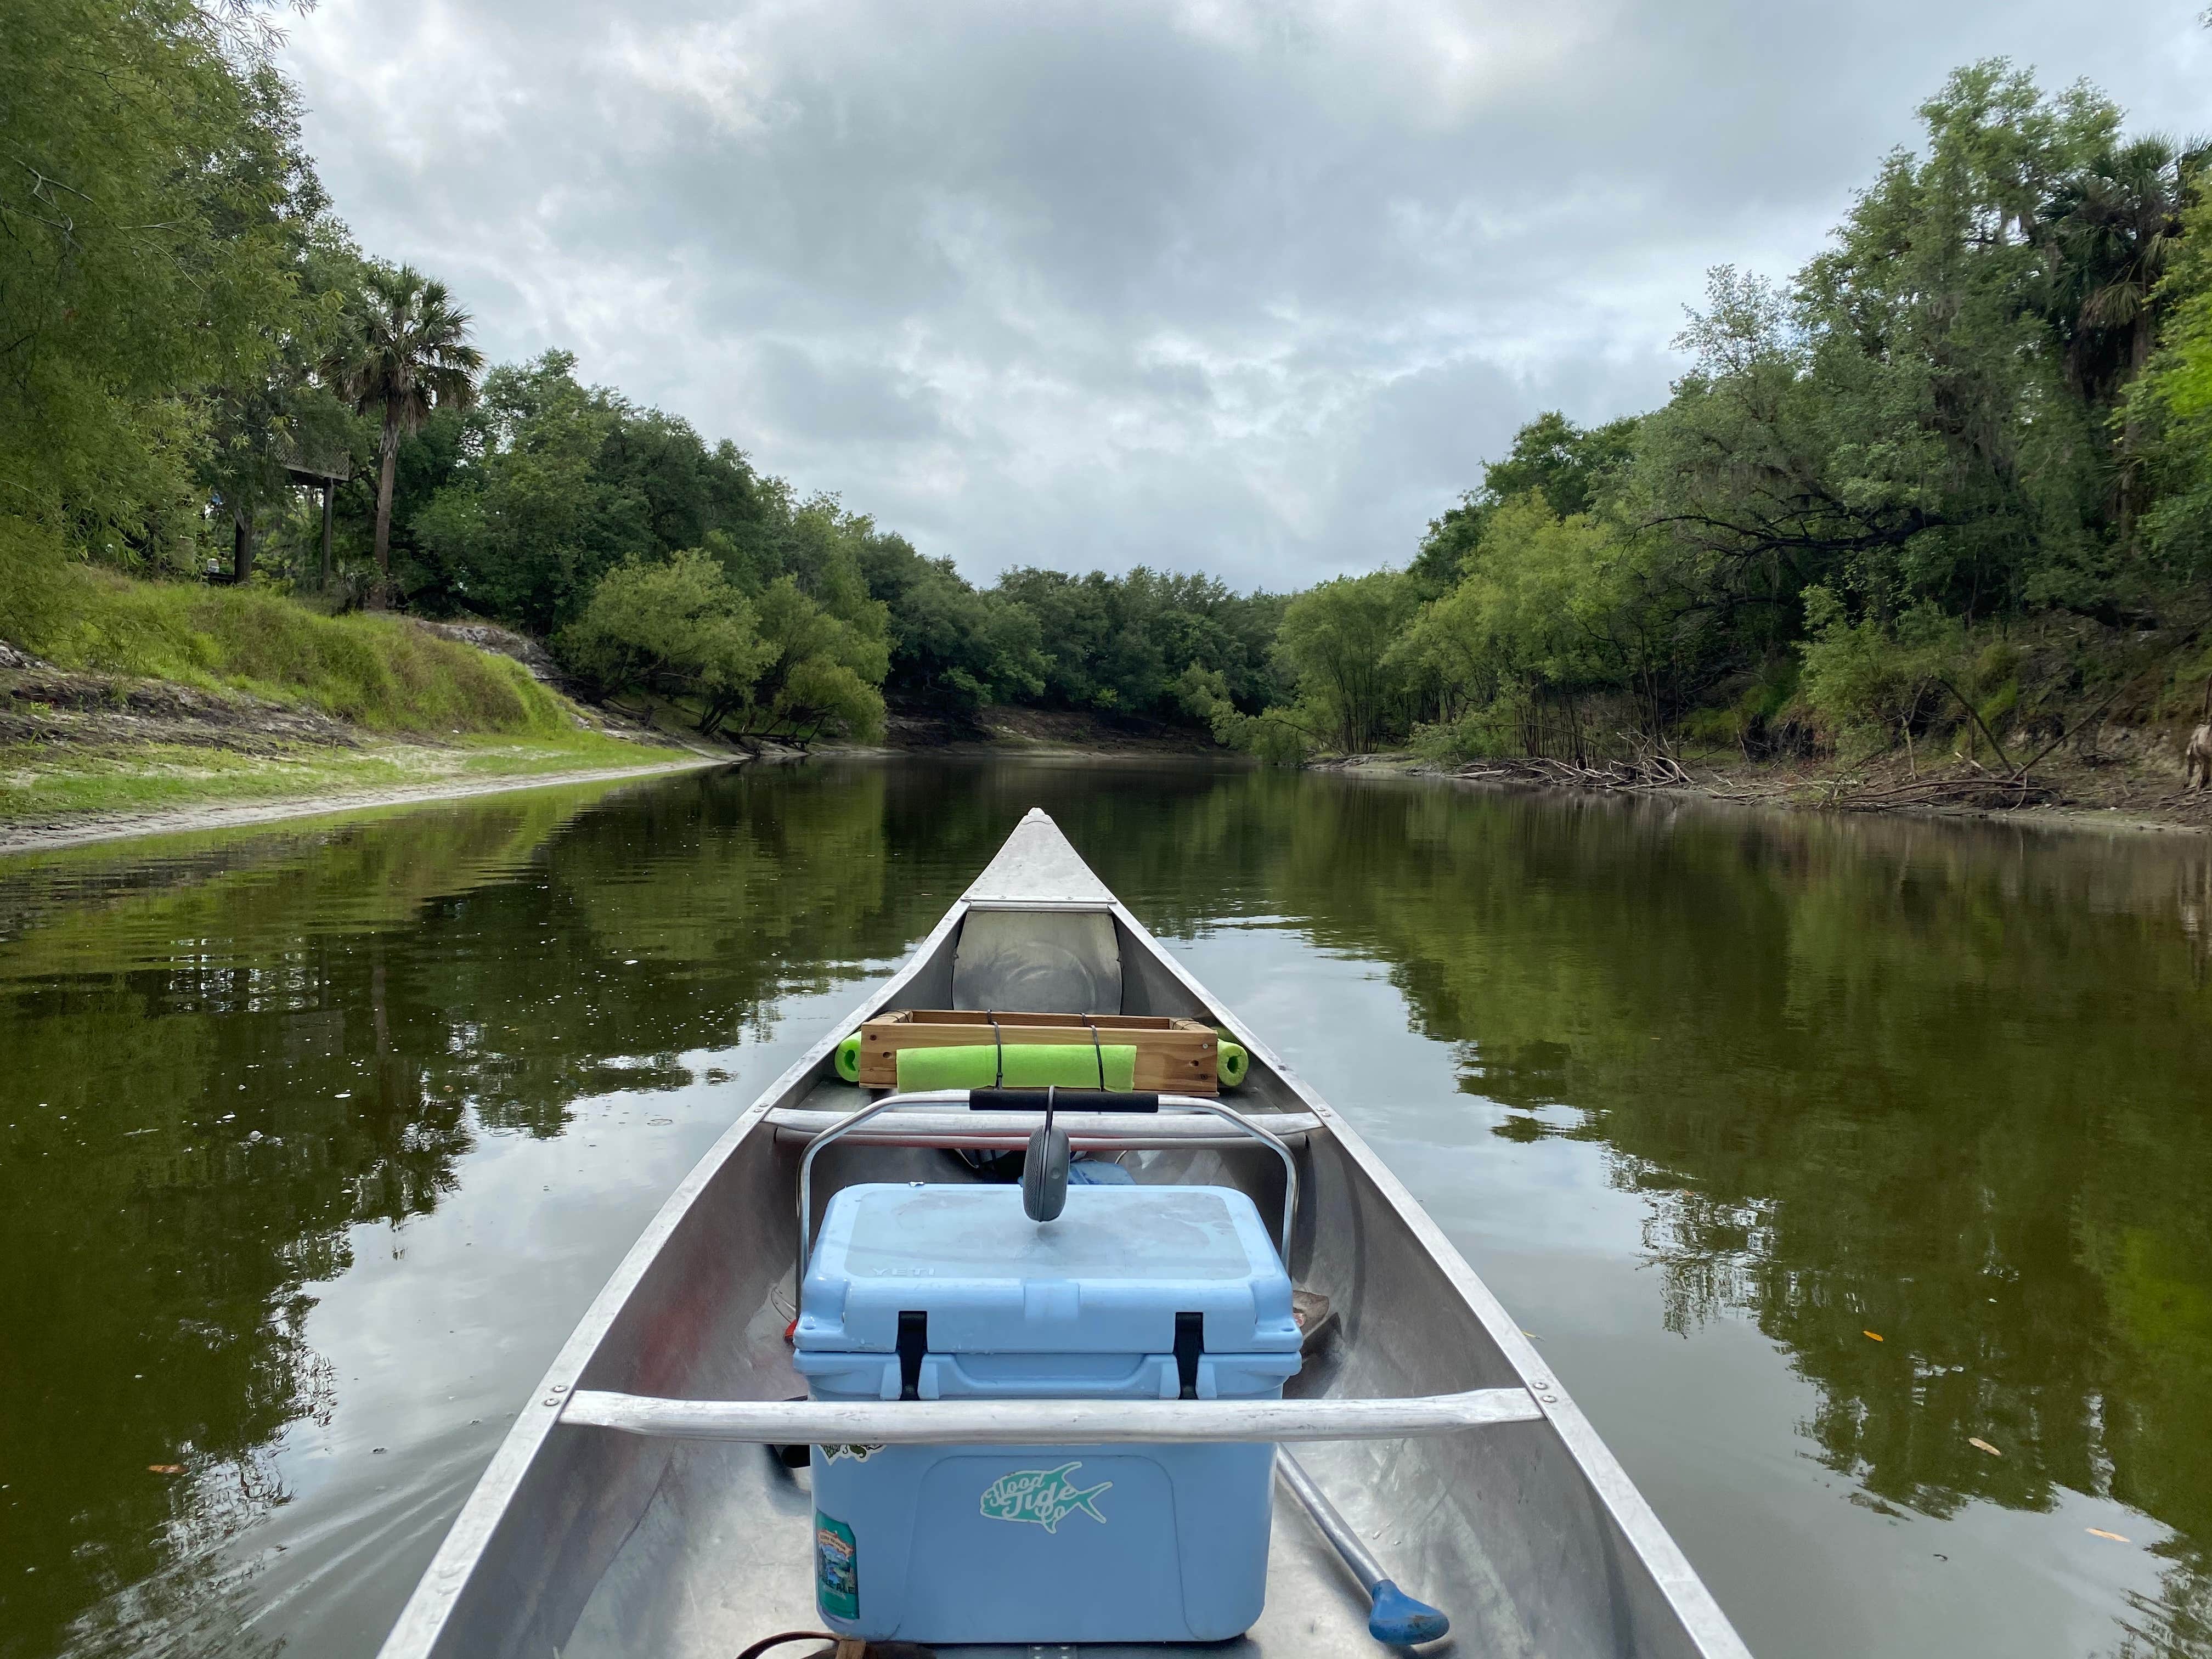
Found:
[280,1,2210,592]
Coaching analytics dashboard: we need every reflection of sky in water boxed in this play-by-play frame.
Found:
[232,1016,859,1652]
[4,759,2209,1659]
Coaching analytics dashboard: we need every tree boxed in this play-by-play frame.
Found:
[723,578,889,745]
[2132,191,2212,585]
[201,232,365,586]
[1,0,307,584]
[1636,69,2123,638]
[402,352,787,629]
[554,549,769,716]
[1271,572,1418,754]
[408,354,620,627]
[2041,136,2209,407]
[329,264,483,606]
[856,534,1047,705]
[1409,411,1641,595]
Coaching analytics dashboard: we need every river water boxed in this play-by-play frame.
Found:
[1,758,2207,1659]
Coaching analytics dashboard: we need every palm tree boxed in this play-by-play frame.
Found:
[2040,137,2209,532]
[329,265,483,605]
[2041,137,2209,405]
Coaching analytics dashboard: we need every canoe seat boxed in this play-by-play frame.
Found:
[951,909,1121,1014]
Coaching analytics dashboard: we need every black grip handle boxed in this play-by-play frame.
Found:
[970,1088,1161,1114]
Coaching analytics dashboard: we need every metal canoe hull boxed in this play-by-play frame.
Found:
[376,809,1752,1659]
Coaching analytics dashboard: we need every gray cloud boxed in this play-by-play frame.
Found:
[281,0,2212,590]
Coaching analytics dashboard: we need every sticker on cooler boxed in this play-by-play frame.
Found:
[822,1443,881,1463]
[815,1513,858,1619]
[978,1462,1113,1533]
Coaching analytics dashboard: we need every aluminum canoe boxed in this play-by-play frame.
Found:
[376,807,1753,1659]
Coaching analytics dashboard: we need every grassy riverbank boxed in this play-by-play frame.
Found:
[0,569,703,842]
[3,566,590,731]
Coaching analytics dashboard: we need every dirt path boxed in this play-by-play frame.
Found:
[0,756,726,856]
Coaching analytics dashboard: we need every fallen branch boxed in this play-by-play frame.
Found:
[1452,752,1718,794]
[1932,679,2015,772]
[1826,772,2061,812]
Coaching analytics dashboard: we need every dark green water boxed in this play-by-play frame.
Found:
[2,759,2209,1659]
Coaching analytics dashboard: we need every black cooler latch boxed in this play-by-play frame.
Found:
[1173,1311,1205,1400]
[897,1311,928,1401]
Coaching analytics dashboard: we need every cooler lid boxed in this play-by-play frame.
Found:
[797,1183,1300,1356]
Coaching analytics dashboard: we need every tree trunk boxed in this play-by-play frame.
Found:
[2117,310,2159,542]
[232,507,255,585]
[371,405,402,608]
[319,481,335,590]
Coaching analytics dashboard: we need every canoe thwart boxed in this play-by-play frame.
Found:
[558,1387,1545,1443]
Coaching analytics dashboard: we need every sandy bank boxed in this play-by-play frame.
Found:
[0,755,725,855]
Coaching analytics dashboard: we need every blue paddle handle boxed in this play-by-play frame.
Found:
[1367,1579,1451,1646]
[1277,1451,1451,1646]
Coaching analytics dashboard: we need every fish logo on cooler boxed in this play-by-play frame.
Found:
[977,1462,1113,1532]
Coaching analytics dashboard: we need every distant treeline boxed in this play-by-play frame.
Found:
[5,5,2210,758]
[375,351,1292,740]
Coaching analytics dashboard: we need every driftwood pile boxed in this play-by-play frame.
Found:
[1452,752,1703,793]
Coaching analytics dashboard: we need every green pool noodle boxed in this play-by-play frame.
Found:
[834,1032,864,1084]
[1217,1039,1249,1088]
[896,1042,1138,1092]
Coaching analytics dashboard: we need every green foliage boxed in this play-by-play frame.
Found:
[7,567,577,735]
[553,547,889,746]
[11,29,2211,773]
[2133,191,2212,586]
[732,576,889,744]
[1,0,311,564]
[1637,64,2205,634]
[855,537,1046,705]
[1797,591,1968,746]
[555,550,769,714]
[1408,411,1640,595]
[1270,572,1418,754]
[989,566,1287,720]
[199,228,368,585]
[1397,492,1716,756]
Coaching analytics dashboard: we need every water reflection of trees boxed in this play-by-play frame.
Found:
[1227,777,2212,1658]
[0,766,966,1657]
[10,762,2212,1656]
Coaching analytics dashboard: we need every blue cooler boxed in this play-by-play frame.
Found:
[794,1181,1301,1644]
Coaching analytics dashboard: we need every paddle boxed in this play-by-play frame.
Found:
[1277,1449,1451,1646]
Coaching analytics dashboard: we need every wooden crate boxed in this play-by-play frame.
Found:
[859,1009,1219,1094]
